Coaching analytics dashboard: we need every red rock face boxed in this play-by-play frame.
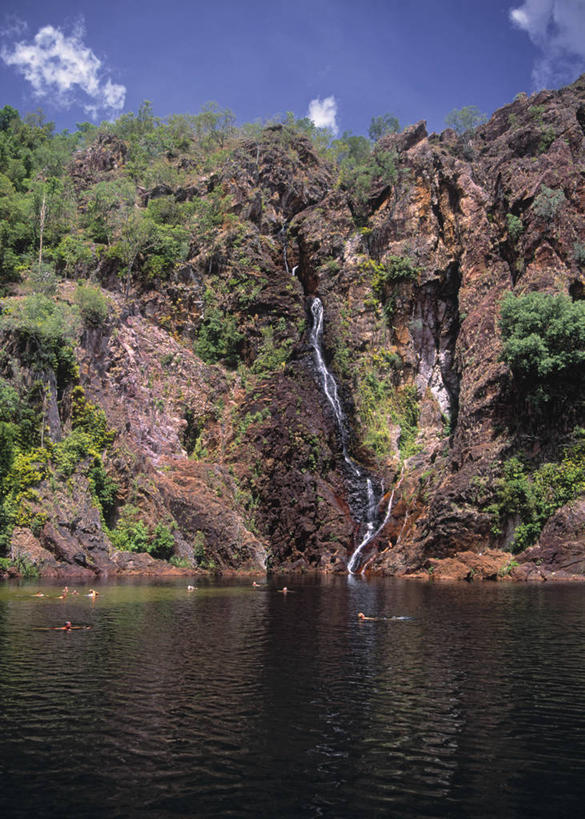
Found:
[7,78,585,578]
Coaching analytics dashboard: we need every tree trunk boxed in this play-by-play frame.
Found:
[38,191,47,273]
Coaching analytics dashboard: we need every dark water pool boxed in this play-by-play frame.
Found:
[1,575,585,817]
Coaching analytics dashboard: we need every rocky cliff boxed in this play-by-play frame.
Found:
[3,77,585,579]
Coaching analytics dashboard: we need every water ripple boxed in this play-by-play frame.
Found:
[2,578,585,816]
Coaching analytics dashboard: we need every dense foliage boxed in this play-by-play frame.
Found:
[500,291,585,416]
[0,96,442,570]
[489,443,585,553]
[1,99,409,563]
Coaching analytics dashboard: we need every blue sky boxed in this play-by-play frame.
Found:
[1,0,585,136]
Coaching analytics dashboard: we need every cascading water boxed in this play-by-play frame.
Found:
[347,478,403,574]
[309,299,356,473]
[279,222,290,275]
[309,296,399,574]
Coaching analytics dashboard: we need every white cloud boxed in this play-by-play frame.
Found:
[307,96,338,134]
[1,21,126,117]
[510,0,585,88]
[0,15,28,39]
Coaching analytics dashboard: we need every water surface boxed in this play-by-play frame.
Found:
[1,576,584,817]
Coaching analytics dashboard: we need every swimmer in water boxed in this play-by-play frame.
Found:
[358,612,412,622]
[86,589,99,598]
[277,587,290,594]
[187,585,196,591]
[34,621,91,631]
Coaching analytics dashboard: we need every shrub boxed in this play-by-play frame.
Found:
[11,555,39,578]
[506,213,524,242]
[54,236,95,276]
[0,293,79,371]
[251,326,292,374]
[489,446,585,552]
[500,291,585,414]
[363,255,419,322]
[333,135,399,223]
[355,353,420,460]
[194,306,243,368]
[109,506,149,552]
[193,530,209,566]
[148,522,175,560]
[108,506,177,561]
[74,283,108,326]
[169,555,191,568]
[53,429,95,476]
[573,242,585,265]
[26,265,58,296]
[532,186,565,220]
[70,386,115,450]
[88,459,118,519]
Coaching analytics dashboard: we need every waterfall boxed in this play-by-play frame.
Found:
[310,299,359,474]
[347,483,399,574]
[280,223,290,275]
[309,296,399,574]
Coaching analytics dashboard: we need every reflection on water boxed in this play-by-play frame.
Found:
[1,576,585,817]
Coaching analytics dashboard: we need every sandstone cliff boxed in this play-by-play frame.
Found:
[3,77,585,579]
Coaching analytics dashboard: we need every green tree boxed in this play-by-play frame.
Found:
[54,235,95,277]
[28,176,76,272]
[445,105,487,135]
[193,102,236,149]
[0,172,33,283]
[331,131,399,223]
[369,114,400,141]
[117,211,158,294]
[0,105,19,132]
[84,178,136,245]
[500,291,585,415]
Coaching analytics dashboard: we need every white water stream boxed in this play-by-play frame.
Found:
[347,475,404,574]
[280,223,290,275]
[309,296,399,574]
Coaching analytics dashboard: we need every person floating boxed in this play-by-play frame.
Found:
[357,612,411,622]
[33,621,91,631]
[187,585,196,591]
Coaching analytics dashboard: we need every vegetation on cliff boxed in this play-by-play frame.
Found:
[2,74,585,579]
